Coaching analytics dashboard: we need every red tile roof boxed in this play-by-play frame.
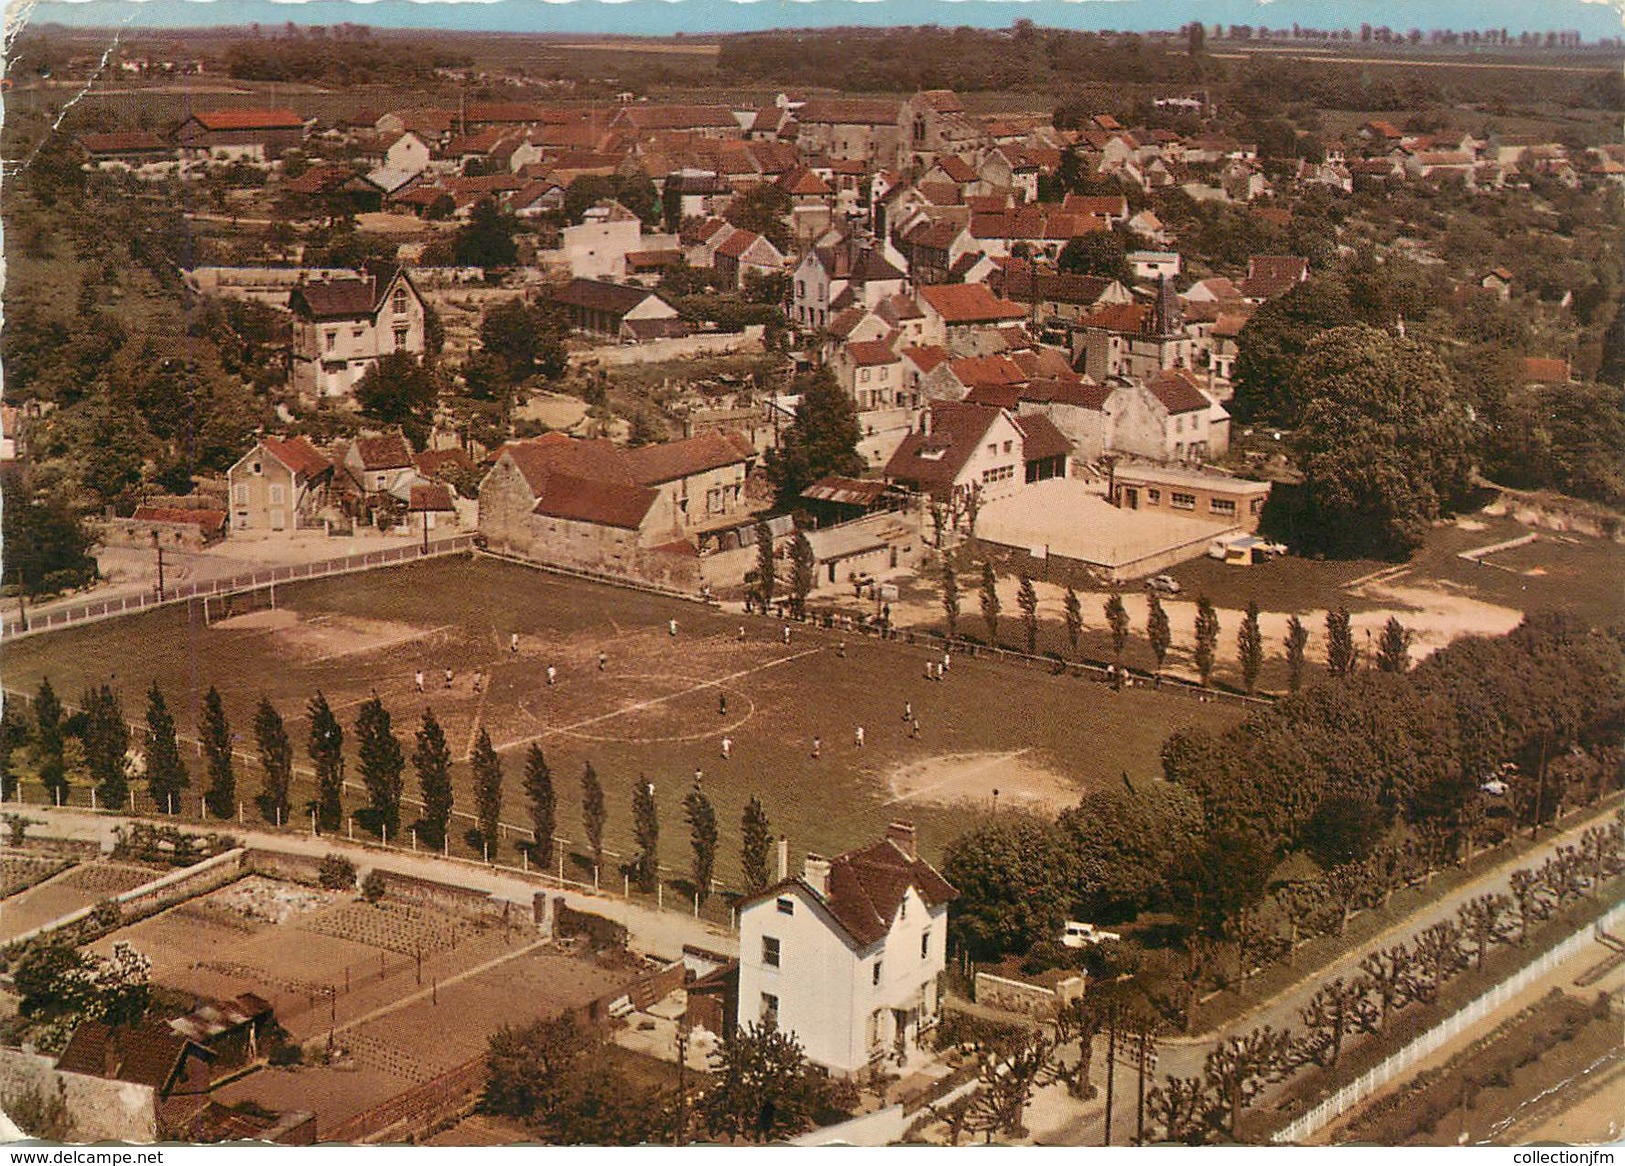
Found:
[845,340,901,367]
[1148,369,1212,415]
[532,473,658,529]
[932,155,978,184]
[408,483,456,512]
[625,431,754,486]
[819,835,958,947]
[352,432,414,471]
[796,98,900,126]
[1013,413,1073,463]
[948,354,1028,389]
[778,166,833,196]
[57,1020,205,1091]
[283,164,360,196]
[917,90,966,114]
[716,228,763,260]
[900,345,950,374]
[291,276,378,319]
[262,435,332,480]
[79,131,170,154]
[499,433,632,493]
[1080,302,1154,334]
[917,283,1027,325]
[885,401,1005,495]
[1020,377,1111,409]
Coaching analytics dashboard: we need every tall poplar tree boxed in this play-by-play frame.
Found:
[253,697,292,826]
[472,728,503,858]
[523,744,556,865]
[307,692,345,832]
[145,682,188,814]
[412,709,453,849]
[200,687,235,819]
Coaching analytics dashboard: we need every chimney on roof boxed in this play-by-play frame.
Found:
[803,853,830,897]
[886,821,918,860]
[776,836,789,884]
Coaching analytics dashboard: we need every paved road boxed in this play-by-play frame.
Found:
[18,806,737,965]
[1025,800,1624,1146]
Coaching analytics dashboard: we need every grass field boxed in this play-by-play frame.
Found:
[0,555,1241,885]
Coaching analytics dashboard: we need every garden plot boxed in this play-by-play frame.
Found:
[1,853,74,898]
[297,900,481,957]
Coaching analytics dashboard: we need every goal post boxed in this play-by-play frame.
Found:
[203,583,277,626]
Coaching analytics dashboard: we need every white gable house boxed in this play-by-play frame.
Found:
[735,822,956,1076]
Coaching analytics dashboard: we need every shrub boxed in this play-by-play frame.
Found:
[267,1042,303,1067]
[318,853,357,891]
[360,870,386,903]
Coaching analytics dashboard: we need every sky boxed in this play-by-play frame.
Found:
[14,0,1625,38]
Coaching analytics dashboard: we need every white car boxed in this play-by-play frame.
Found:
[1480,778,1509,796]
[1146,575,1181,595]
[1061,921,1122,948]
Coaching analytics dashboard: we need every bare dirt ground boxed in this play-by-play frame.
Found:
[884,750,1082,815]
[217,608,453,663]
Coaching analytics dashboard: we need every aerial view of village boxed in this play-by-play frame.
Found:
[0,0,1620,1148]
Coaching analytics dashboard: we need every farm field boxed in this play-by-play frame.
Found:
[0,555,1243,883]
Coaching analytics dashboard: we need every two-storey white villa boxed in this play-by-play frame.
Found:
[735,822,957,1076]
[288,266,426,398]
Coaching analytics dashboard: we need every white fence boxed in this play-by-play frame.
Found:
[2,536,474,640]
[1272,899,1625,1144]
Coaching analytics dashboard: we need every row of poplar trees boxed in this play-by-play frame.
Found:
[941,560,1414,692]
[4,679,789,904]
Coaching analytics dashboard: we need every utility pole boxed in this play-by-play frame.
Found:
[152,533,166,600]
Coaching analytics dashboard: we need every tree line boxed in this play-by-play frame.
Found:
[940,558,1420,694]
[0,679,788,905]
[1143,817,1622,1143]
[941,613,1623,1024]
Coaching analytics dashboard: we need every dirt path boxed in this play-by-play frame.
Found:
[914,574,1525,676]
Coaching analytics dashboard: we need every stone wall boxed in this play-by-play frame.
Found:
[372,868,516,924]
[580,326,764,367]
[0,1047,159,1143]
[973,970,1085,1018]
[244,849,330,886]
[554,899,628,950]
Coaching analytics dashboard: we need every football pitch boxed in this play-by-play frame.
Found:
[1,556,1243,886]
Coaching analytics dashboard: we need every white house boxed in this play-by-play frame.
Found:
[735,823,956,1077]
[1128,250,1182,282]
[288,267,427,398]
[884,400,1071,515]
[562,201,646,281]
